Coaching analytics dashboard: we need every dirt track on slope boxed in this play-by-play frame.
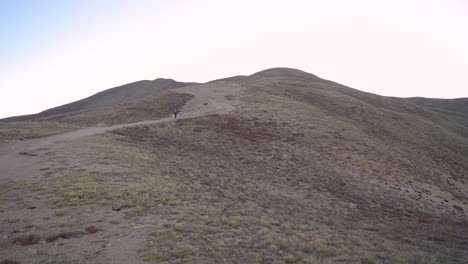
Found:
[0,81,244,264]
[0,81,244,181]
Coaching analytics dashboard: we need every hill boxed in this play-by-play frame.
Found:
[408,97,468,115]
[0,68,467,264]
[1,78,196,122]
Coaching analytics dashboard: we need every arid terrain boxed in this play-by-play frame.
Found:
[0,68,467,264]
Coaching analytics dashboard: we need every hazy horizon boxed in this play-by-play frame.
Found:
[1,0,467,119]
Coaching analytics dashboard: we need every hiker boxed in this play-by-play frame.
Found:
[173,107,180,119]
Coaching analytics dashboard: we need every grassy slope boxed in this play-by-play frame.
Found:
[0,92,193,142]
[42,92,193,126]
[0,121,79,143]
[87,72,466,263]
[1,78,195,122]
[1,69,466,263]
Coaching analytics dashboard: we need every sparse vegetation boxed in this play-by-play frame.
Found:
[0,121,78,142]
[45,92,193,126]
[1,68,466,263]
[97,111,465,262]
[0,179,38,205]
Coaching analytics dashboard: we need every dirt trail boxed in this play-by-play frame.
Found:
[0,81,244,264]
[0,81,244,181]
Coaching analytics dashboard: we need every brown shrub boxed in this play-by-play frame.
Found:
[85,225,99,234]
[13,234,40,246]
[45,233,60,242]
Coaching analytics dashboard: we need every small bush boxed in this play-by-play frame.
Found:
[85,225,99,234]
[45,233,60,242]
[13,234,40,246]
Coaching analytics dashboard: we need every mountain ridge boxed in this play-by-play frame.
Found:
[2,67,466,122]
[1,78,196,122]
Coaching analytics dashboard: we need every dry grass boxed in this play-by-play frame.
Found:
[43,168,179,211]
[0,179,39,206]
[4,71,465,263]
[97,114,464,263]
[45,92,193,126]
[44,171,120,207]
[3,112,465,263]
[0,121,78,142]
[101,86,466,263]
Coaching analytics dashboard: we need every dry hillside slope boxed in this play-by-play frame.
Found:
[0,68,467,264]
[1,78,196,122]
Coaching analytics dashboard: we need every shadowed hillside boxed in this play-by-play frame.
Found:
[409,97,468,115]
[0,68,467,263]
[408,97,468,126]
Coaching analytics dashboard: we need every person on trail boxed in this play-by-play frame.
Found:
[173,106,180,119]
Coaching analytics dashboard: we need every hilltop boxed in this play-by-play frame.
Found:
[0,68,467,264]
[1,78,196,122]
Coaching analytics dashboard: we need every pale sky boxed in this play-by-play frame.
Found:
[1,0,467,119]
